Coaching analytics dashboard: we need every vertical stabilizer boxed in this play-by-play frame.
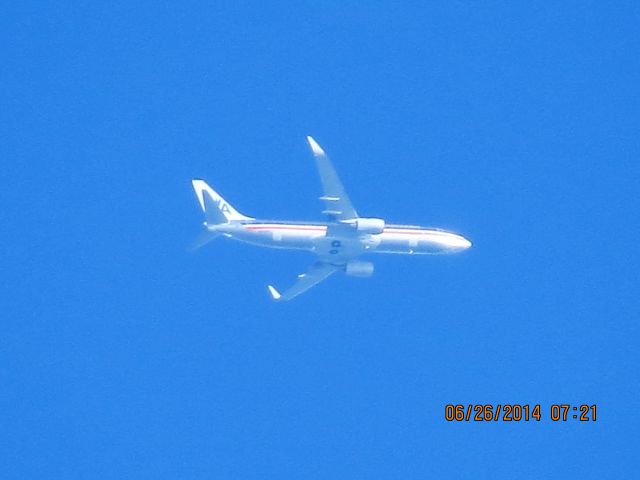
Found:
[191,179,253,224]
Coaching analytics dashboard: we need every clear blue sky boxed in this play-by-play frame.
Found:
[2,2,638,478]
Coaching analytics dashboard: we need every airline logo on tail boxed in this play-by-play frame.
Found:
[192,179,253,224]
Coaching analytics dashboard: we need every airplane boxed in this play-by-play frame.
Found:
[191,136,472,301]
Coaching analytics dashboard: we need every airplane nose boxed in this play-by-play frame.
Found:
[444,234,472,250]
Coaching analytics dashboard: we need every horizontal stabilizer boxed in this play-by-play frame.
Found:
[187,230,221,252]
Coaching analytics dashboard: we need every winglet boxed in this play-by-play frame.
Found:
[267,285,282,301]
[306,136,325,156]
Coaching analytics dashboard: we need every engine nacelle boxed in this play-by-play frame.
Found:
[345,260,374,278]
[353,217,385,235]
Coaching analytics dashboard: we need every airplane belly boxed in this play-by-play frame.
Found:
[374,233,451,255]
[232,227,318,251]
[273,230,319,249]
[312,235,367,259]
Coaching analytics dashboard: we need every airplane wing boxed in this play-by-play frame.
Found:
[266,137,361,301]
[306,136,358,221]
[267,261,340,301]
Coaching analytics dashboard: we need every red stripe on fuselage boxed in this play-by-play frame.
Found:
[245,225,326,231]
[243,225,449,237]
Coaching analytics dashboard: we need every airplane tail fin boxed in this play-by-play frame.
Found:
[191,179,253,225]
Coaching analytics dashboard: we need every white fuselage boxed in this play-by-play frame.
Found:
[208,220,472,259]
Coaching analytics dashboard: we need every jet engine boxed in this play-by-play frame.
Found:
[345,260,374,277]
[352,217,385,235]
